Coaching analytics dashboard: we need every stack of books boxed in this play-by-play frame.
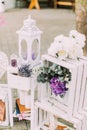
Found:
[14,98,31,120]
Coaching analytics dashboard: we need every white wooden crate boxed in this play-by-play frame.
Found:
[34,104,82,130]
[81,57,87,112]
[77,57,87,118]
[34,54,86,130]
[65,59,87,130]
[7,72,31,91]
[77,57,87,130]
[78,57,87,112]
[39,54,78,117]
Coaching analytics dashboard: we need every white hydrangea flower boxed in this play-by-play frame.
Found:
[69,30,86,48]
[68,43,83,60]
[62,36,75,52]
[48,30,84,60]
[54,34,64,43]
[69,30,78,37]
[48,42,62,57]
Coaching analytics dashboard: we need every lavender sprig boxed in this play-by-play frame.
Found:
[18,64,32,77]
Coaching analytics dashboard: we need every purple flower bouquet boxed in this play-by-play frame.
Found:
[50,77,68,97]
[37,64,71,98]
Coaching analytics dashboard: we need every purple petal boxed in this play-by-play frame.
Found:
[50,77,68,96]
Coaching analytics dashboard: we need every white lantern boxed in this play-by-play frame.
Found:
[17,15,42,66]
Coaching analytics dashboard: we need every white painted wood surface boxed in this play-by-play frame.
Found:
[0,84,10,126]
[41,55,78,116]
[65,59,87,130]
[34,54,87,130]
[78,57,87,112]
[34,104,82,130]
[7,72,31,91]
[7,69,38,130]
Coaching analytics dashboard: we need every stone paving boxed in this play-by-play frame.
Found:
[0,8,75,130]
[0,120,30,130]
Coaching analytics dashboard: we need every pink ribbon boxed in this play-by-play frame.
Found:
[18,112,25,120]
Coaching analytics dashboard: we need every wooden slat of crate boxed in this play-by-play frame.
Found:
[65,60,86,130]
[34,103,82,130]
[79,57,87,111]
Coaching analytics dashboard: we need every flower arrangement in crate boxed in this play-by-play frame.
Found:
[48,30,86,60]
[37,63,71,98]
[37,29,86,98]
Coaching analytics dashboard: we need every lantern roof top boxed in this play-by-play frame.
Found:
[16,15,42,36]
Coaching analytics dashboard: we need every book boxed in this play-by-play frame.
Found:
[0,100,5,121]
[16,98,31,114]
[16,102,20,114]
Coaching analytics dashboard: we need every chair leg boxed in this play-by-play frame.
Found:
[54,0,57,8]
[29,0,40,9]
[72,1,75,11]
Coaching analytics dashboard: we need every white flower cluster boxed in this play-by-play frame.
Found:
[48,30,86,60]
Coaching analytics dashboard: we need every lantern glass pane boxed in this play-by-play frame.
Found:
[32,39,39,60]
[21,39,27,61]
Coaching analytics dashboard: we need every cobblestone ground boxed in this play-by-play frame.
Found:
[0,120,30,130]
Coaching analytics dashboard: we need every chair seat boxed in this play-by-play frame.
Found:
[54,0,75,10]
